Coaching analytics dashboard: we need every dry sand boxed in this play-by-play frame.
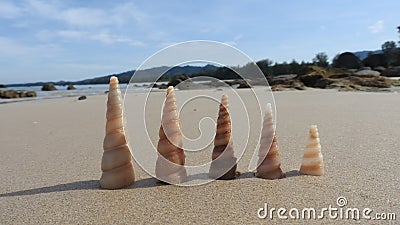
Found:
[0,89,399,224]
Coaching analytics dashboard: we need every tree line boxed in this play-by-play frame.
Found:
[189,26,400,79]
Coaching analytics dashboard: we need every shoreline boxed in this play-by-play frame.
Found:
[1,85,399,105]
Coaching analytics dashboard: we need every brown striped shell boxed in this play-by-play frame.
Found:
[209,94,237,180]
[300,125,324,176]
[155,86,187,183]
[255,103,284,179]
[99,76,135,189]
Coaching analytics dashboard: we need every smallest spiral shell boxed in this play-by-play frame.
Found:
[300,125,324,176]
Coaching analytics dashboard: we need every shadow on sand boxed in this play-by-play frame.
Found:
[0,177,165,197]
[284,170,301,178]
[236,170,302,179]
[0,170,302,197]
[0,180,100,197]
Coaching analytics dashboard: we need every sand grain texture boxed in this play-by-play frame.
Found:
[0,90,399,224]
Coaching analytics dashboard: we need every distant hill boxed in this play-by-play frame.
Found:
[353,50,382,60]
[76,64,218,84]
[7,64,218,87]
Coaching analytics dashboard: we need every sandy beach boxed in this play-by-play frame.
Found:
[0,89,399,224]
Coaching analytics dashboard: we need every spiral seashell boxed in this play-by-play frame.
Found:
[300,125,324,176]
[209,94,238,180]
[100,76,135,189]
[155,86,187,184]
[255,103,284,179]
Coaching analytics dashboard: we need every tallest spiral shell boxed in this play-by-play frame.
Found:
[155,86,187,184]
[99,76,135,189]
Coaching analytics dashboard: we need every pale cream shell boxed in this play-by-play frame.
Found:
[100,76,135,189]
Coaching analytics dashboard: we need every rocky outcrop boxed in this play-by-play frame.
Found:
[167,79,183,87]
[299,73,323,87]
[41,83,57,91]
[67,84,76,90]
[327,75,393,90]
[0,84,6,88]
[268,63,397,92]
[0,90,37,98]
[381,66,400,77]
[270,79,306,91]
[25,91,37,97]
[333,52,363,69]
[297,66,330,87]
[166,74,190,87]
[373,66,386,73]
[222,79,252,88]
[314,78,335,89]
[237,80,251,88]
[363,53,388,68]
[78,95,87,100]
[158,84,168,89]
[267,74,297,86]
[354,70,380,77]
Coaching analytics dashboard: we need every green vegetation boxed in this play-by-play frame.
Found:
[381,41,400,66]
[313,52,329,67]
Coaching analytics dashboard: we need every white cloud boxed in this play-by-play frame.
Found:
[57,29,85,39]
[90,32,146,46]
[1,1,150,48]
[24,0,147,28]
[0,1,22,18]
[0,36,60,60]
[25,0,58,18]
[111,2,148,24]
[62,63,120,71]
[25,0,110,27]
[35,29,85,41]
[368,20,384,33]
[62,8,109,27]
[36,29,146,46]
[0,37,32,56]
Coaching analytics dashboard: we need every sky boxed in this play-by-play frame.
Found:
[0,0,399,84]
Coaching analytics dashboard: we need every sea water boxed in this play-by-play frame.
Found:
[0,82,167,104]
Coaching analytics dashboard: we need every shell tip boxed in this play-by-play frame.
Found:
[266,103,272,111]
[167,86,174,95]
[221,94,229,106]
[110,76,119,84]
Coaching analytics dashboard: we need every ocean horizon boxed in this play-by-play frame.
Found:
[0,82,166,104]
